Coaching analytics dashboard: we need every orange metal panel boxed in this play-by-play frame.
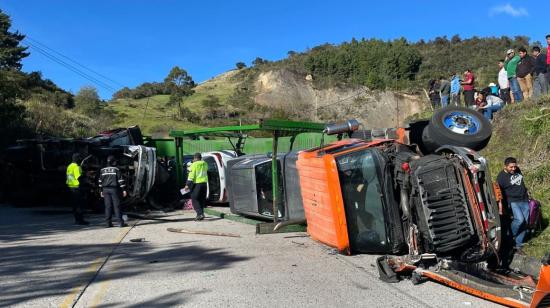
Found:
[297,150,350,253]
[531,265,550,307]
[421,271,528,308]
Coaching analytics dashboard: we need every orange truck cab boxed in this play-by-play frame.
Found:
[296,117,550,307]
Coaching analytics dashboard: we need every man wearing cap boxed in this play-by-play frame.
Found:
[532,46,548,98]
[99,155,128,228]
[505,49,523,103]
[517,47,535,99]
[497,60,511,104]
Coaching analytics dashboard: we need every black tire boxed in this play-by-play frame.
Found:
[423,106,492,152]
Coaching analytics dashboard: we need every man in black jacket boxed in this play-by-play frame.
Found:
[516,47,535,99]
[532,46,548,97]
[99,155,128,227]
[497,157,530,254]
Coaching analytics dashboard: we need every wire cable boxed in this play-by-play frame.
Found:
[24,40,119,93]
[25,36,127,88]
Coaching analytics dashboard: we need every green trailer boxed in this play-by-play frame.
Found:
[168,119,331,224]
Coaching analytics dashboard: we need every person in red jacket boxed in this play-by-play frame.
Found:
[461,69,475,106]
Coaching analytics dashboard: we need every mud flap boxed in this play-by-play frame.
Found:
[376,256,400,283]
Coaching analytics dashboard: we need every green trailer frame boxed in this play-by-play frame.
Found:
[169,119,327,224]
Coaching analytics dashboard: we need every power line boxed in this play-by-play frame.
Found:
[24,40,119,93]
[25,36,127,89]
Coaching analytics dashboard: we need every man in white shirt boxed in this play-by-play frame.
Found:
[498,60,512,104]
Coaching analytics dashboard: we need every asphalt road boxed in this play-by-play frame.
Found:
[0,204,501,308]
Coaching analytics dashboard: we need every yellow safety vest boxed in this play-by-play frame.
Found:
[66,162,82,188]
[188,160,208,184]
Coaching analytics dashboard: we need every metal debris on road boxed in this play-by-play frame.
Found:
[167,227,241,238]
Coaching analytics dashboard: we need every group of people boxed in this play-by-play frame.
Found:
[429,34,550,121]
[66,152,209,226]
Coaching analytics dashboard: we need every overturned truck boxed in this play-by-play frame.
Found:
[295,107,550,307]
[1,126,156,207]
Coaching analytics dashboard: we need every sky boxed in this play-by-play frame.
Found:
[1,0,549,99]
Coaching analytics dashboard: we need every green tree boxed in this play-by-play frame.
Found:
[75,86,101,116]
[0,9,29,70]
[235,62,246,70]
[252,57,268,66]
[163,66,195,118]
[0,9,30,147]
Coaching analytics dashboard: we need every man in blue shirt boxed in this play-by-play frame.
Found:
[450,72,461,106]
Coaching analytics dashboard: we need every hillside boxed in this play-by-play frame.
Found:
[106,70,242,135]
[481,96,550,257]
[108,67,430,136]
[108,35,540,136]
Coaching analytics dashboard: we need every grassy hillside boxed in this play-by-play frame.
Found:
[106,70,243,136]
[482,95,550,257]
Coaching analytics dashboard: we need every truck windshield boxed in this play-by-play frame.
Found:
[336,150,388,253]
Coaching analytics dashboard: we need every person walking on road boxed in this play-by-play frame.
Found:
[505,49,523,103]
[99,155,128,228]
[497,157,530,254]
[66,153,89,225]
[461,69,475,106]
[184,153,208,221]
[532,46,548,98]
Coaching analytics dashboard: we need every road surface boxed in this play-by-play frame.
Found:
[0,204,501,307]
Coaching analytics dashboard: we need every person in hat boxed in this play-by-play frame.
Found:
[505,49,523,102]
[99,155,128,228]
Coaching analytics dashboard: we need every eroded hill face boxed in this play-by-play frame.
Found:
[253,69,426,127]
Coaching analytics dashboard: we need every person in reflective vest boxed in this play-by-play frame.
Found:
[66,153,89,225]
[99,155,128,228]
[184,153,208,221]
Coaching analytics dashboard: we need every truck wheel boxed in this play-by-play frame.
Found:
[424,106,492,152]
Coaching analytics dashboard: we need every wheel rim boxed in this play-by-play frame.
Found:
[442,112,481,135]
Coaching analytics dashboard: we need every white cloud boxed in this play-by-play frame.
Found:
[489,4,529,17]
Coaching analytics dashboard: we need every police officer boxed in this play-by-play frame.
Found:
[99,155,128,228]
[66,153,89,225]
[184,153,208,221]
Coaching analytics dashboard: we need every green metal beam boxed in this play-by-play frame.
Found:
[169,119,326,138]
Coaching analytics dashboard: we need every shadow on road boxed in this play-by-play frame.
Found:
[0,204,250,307]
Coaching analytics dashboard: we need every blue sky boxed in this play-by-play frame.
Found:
[1,0,549,99]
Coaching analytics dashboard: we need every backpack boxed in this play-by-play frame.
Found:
[528,199,543,231]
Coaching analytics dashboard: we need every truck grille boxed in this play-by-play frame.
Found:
[411,155,475,254]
